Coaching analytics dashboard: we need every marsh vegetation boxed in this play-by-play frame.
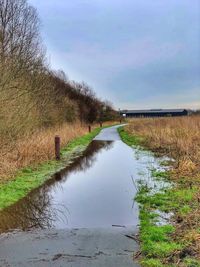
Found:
[119,116,200,266]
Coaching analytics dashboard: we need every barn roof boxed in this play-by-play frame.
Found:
[121,109,187,114]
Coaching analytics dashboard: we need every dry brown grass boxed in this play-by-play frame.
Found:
[126,116,200,178]
[0,121,114,182]
[126,116,200,263]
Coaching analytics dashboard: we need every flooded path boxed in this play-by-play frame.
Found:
[0,125,160,266]
[0,126,141,231]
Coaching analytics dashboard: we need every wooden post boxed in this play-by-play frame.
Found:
[88,125,91,133]
[100,122,102,127]
[120,119,122,124]
[55,135,60,160]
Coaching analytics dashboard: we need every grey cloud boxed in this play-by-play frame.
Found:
[30,0,200,109]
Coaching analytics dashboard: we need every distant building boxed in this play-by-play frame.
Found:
[120,109,190,118]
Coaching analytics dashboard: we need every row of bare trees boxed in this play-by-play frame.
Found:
[0,0,116,144]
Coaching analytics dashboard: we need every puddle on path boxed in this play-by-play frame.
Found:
[0,139,165,233]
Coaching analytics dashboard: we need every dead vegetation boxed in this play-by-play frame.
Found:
[125,116,200,265]
[0,121,115,182]
[126,116,200,178]
[0,123,86,181]
[0,0,116,181]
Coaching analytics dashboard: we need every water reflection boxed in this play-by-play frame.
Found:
[0,141,113,233]
[0,139,165,233]
[0,186,66,232]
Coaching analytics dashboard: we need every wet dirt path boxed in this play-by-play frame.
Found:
[0,125,159,266]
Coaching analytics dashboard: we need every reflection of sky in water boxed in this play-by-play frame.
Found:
[0,140,171,233]
[134,148,173,225]
[134,148,172,191]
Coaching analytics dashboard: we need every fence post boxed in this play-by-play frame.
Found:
[100,122,102,127]
[88,125,91,133]
[55,135,60,160]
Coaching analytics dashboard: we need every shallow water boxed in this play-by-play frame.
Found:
[0,136,166,233]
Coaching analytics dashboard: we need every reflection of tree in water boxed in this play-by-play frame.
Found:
[0,141,113,233]
[0,185,68,233]
[55,140,114,180]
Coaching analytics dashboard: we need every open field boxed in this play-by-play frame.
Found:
[126,116,200,178]
[119,116,200,267]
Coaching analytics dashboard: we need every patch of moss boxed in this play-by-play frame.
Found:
[0,126,103,210]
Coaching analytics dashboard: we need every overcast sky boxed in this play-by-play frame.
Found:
[30,0,200,109]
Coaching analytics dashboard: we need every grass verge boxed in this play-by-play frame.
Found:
[117,126,144,146]
[118,126,200,267]
[0,127,102,211]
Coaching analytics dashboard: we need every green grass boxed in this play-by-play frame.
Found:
[61,127,101,153]
[136,185,197,213]
[117,126,143,146]
[136,184,183,265]
[0,126,103,211]
[141,258,168,267]
[119,126,200,267]
[160,160,174,167]
[151,169,170,181]
[184,258,200,267]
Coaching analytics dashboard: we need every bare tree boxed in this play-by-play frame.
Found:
[0,0,43,66]
[0,0,45,97]
[0,0,116,145]
[0,0,48,140]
